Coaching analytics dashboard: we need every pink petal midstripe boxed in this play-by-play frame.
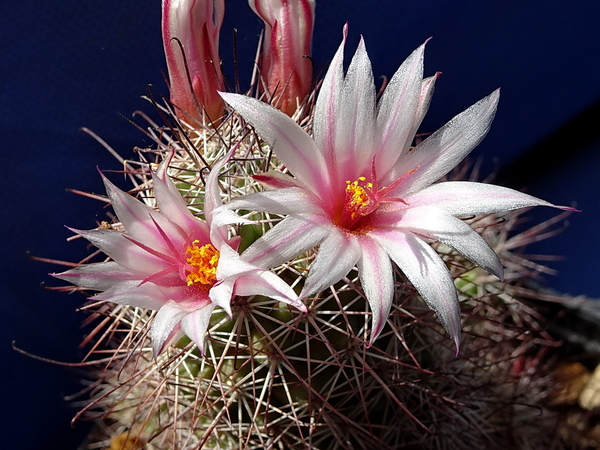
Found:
[397,206,504,279]
[220,92,330,199]
[391,89,500,197]
[405,181,570,216]
[356,237,394,345]
[300,229,362,298]
[254,171,306,189]
[241,214,331,269]
[370,229,461,350]
[375,42,426,175]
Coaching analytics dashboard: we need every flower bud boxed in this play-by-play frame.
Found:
[249,0,315,116]
[162,0,225,123]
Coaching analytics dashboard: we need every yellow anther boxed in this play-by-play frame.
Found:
[185,240,219,287]
[345,179,371,210]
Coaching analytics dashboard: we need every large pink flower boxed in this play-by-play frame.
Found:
[217,28,574,349]
[54,158,305,356]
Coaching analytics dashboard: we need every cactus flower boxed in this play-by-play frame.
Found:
[162,0,225,123]
[54,158,305,357]
[249,0,315,116]
[217,28,574,349]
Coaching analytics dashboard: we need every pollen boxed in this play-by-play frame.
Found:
[185,240,220,287]
[346,179,373,209]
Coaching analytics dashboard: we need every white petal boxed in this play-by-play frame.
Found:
[406,181,571,216]
[180,304,215,355]
[52,261,136,291]
[397,206,503,279]
[233,270,306,312]
[376,42,426,174]
[356,237,394,345]
[370,230,461,350]
[151,300,189,356]
[210,206,255,229]
[93,280,165,310]
[209,279,235,317]
[69,228,168,273]
[220,92,331,198]
[212,243,304,312]
[152,171,203,234]
[206,149,236,246]
[224,187,321,216]
[391,89,500,196]
[241,214,332,269]
[101,174,191,252]
[335,37,377,179]
[300,230,362,297]
[313,25,346,162]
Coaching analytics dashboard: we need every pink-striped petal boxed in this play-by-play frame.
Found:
[313,25,347,168]
[375,42,426,175]
[101,174,190,252]
[151,300,192,357]
[356,237,394,345]
[396,206,503,279]
[334,37,377,181]
[241,214,332,269]
[370,229,461,350]
[254,171,308,189]
[220,92,331,198]
[300,230,362,298]
[233,270,305,312]
[52,262,137,292]
[94,280,167,310]
[390,89,500,197]
[152,172,208,237]
[180,304,215,355]
[406,181,574,216]
[68,228,169,273]
[224,187,321,216]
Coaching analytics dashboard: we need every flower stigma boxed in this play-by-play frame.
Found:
[185,240,220,287]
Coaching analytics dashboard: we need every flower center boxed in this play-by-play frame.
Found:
[185,241,220,287]
[345,177,376,220]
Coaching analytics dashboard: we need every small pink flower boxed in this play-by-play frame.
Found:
[249,0,315,116]
[162,0,225,123]
[217,27,575,349]
[54,158,305,357]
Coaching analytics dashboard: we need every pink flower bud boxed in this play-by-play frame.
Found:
[249,0,315,116]
[162,0,225,123]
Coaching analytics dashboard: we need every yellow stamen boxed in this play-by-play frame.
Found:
[185,240,219,287]
[345,178,373,219]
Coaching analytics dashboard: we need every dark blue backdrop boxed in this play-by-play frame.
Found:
[2,1,599,448]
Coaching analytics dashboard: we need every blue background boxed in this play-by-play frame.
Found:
[2,1,599,448]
